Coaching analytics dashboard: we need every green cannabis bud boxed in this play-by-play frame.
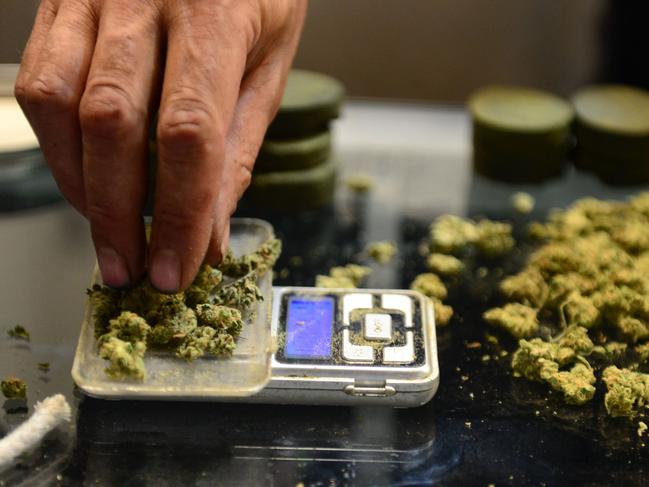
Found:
[543,362,596,406]
[483,303,539,339]
[602,366,649,418]
[1,376,27,399]
[429,215,479,254]
[429,214,514,257]
[219,237,282,278]
[426,253,464,276]
[410,273,448,301]
[185,265,222,308]
[214,274,263,309]
[474,220,515,257]
[97,311,151,380]
[316,264,372,289]
[366,241,397,264]
[431,298,454,327]
[87,284,122,337]
[176,327,236,361]
[195,304,243,338]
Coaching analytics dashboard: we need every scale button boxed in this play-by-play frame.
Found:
[363,313,392,341]
[381,294,413,328]
[383,331,415,363]
[342,329,374,362]
[342,293,373,326]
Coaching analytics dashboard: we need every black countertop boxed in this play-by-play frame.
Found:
[1,102,648,486]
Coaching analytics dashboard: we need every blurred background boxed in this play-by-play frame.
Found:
[2,0,648,101]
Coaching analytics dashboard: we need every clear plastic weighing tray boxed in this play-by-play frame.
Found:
[71,218,275,400]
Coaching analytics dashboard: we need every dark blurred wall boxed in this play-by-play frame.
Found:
[294,0,606,102]
[600,0,649,89]
[0,0,39,63]
[2,0,609,102]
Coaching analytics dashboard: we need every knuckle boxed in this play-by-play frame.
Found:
[79,83,141,139]
[14,77,28,107]
[234,156,253,190]
[158,92,221,153]
[22,73,77,113]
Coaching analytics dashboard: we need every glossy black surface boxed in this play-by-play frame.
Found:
[2,121,649,485]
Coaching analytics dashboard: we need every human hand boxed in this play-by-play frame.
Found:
[15,0,306,291]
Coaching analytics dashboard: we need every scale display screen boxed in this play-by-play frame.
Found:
[284,296,335,359]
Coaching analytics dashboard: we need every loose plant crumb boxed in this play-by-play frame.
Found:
[344,173,374,192]
[1,377,27,399]
[638,421,648,438]
[366,241,397,264]
[511,192,535,214]
[7,325,30,341]
[426,253,464,276]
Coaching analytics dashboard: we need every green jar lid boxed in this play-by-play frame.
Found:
[572,85,649,136]
[469,86,573,134]
[255,130,331,173]
[468,86,572,183]
[266,70,345,139]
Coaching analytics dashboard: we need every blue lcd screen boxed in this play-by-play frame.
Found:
[285,296,335,360]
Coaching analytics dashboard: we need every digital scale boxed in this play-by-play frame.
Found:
[72,219,440,407]
[250,286,439,406]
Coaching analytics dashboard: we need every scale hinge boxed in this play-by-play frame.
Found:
[343,380,396,397]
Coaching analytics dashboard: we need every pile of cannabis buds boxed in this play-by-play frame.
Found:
[87,238,281,380]
[421,194,649,421]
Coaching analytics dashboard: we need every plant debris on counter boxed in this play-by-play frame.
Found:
[344,173,374,192]
[366,241,397,264]
[430,214,515,257]
[7,325,30,341]
[87,237,281,381]
[511,192,535,215]
[1,377,27,399]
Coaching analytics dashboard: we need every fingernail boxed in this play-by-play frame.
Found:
[150,249,181,292]
[97,247,130,288]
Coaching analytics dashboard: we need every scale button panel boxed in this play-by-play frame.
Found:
[363,313,392,341]
[342,329,374,362]
[383,331,415,363]
[342,293,373,326]
[381,294,413,328]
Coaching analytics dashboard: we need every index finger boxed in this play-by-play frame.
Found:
[149,3,250,292]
